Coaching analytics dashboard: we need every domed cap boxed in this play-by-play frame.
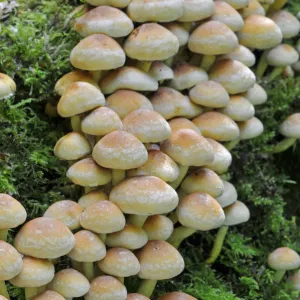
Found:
[168,118,201,134]
[280,113,300,138]
[149,62,174,82]
[268,247,300,271]
[74,6,133,38]
[78,191,108,209]
[127,0,184,22]
[80,200,125,234]
[288,270,300,290]
[100,67,158,94]
[238,15,282,49]
[67,158,112,187]
[240,0,265,18]
[292,61,300,73]
[0,73,16,99]
[97,248,140,277]
[177,193,225,230]
[81,107,123,136]
[164,23,189,46]
[0,194,27,230]
[124,24,179,61]
[189,80,229,108]
[110,176,178,215]
[136,240,184,280]
[32,291,66,300]
[219,45,256,67]
[209,59,256,94]
[178,0,215,22]
[242,83,267,105]
[223,201,250,226]
[215,180,238,208]
[0,241,23,280]
[157,292,197,300]
[57,82,105,118]
[92,131,148,170]
[143,215,174,241]
[10,257,54,287]
[238,117,264,140]
[127,294,150,300]
[222,0,249,9]
[266,44,299,67]
[188,21,238,55]
[14,217,75,259]
[70,34,125,71]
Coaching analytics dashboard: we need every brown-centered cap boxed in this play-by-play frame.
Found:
[266,44,299,67]
[0,73,16,99]
[178,0,215,22]
[157,292,197,300]
[127,294,150,300]
[280,113,300,138]
[238,117,264,140]
[223,201,250,226]
[149,61,174,82]
[242,83,267,106]
[215,180,238,208]
[110,176,179,215]
[137,240,184,280]
[143,215,174,241]
[240,0,265,18]
[80,200,126,234]
[222,0,249,9]
[219,45,256,67]
[78,190,108,209]
[32,291,66,300]
[168,118,201,134]
[268,247,300,271]
[74,6,133,38]
[164,23,189,46]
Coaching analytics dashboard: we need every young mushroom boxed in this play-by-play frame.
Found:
[157,292,197,300]
[149,62,174,84]
[163,23,189,48]
[127,294,150,300]
[143,215,174,241]
[0,73,16,100]
[168,118,201,134]
[78,190,108,210]
[215,181,238,208]
[32,290,66,300]
[240,0,265,18]
[222,0,249,9]
[241,83,268,106]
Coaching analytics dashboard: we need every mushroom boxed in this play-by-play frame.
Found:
[288,270,300,291]
[149,62,174,84]
[164,23,189,47]
[32,290,66,300]
[0,73,16,100]
[238,116,264,140]
[168,118,201,134]
[127,294,150,300]
[143,215,174,241]
[215,181,238,208]
[283,65,294,78]
[157,292,197,300]
[178,0,215,22]
[222,0,249,9]
[241,83,268,106]
[86,0,131,8]
[78,190,108,209]
[240,0,265,17]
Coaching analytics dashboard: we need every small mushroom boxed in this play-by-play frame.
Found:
[157,292,197,300]
[178,0,215,22]
[238,117,264,140]
[215,181,238,208]
[222,0,249,9]
[287,270,300,291]
[143,215,174,241]
[86,0,131,7]
[127,294,150,300]
[168,118,201,134]
[240,0,265,18]
[78,190,108,209]
[32,290,66,300]
[149,62,174,83]
[0,73,16,100]
[241,83,267,106]
[164,23,189,47]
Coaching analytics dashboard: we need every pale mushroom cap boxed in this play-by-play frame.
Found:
[238,117,264,140]
[168,118,201,134]
[177,193,225,231]
[92,131,148,170]
[137,240,185,280]
[85,276,127,300]
[0,297,8,300]
[32,290,66,300]
[222,0,249,9]
[292,61,300,73]
[70,34,125,71]
[0,194,27,230]
[9,257,55,287]
[67,158,112,187]
[127,0,184,22]
[57,82,105,118]
[0,241,23,281]
[237,15,282,49]
[54,132,92,160]
[124,23,179,61]
[0,73,16,99]
[209,59,256,94]
[223,201,250,226]
[143,215,174,241]
[189,80,230,108]
[242,83,267,105]
[215,180,238,208]
[268,247,300,271]
[110,176,179,215]
[240,0,265,18]
[97,248,140,277]
[86,0,131,8]
[280,113,300,138]
[100,67,158,94]
[169,63,208,90]
[78,191,108,209]
[74,6,134,38]
[157,292,197,300]
[14,217,75,259]
[164,23,189,46]
[80,200,125,234]
[266,44,299,67]
[288,270,300,290]
[81,107,123,136]
[178,0,215,22]
[149,61,174,81]
[67,230,106,262]
[219,45,256,67]
[127,294,150,300]
[106,224,148,250]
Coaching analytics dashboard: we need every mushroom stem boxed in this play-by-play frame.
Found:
[89,70,102,82]
[269,67,284,81]
[273,270,286,283]
[116,277,124,283]
[0,281,9,299]
[256,51,268,78]
[189,54,202,66]
[71,115,82,132]
[37,285,47,294]
[224,139,240,151]
[268,138,297,153]
[136,61,152,73]
[205,225,229,264]
[25,287,39,299]
[168,211,178,224]
[268,0,288,12]
[181,22,193,32]
[127,215,148,227]
[169,165,189,190]
[200,55,216,72]
[71,260,83,272]
[83,262,95,281]
[99,233,107,243]
[112,169,125,186]
[167,226,197,249]
[0,229,8,241]
[137,279,157,298]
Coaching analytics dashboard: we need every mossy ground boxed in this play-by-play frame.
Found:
[1,0,300,299]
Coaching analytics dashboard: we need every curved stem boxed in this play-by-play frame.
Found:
[112,169,125,186]
[0,281,9,299]
[137,279,157,298]
[169,165,189,190]
[167,226,197,249]
[268,138,297,154]
[168,212,178,224]
[136,61,152,73]
[256,51,268,78]
[200,55,216,72]
[274,270,286,283]
[0,229,8,241]
[83,262,94,281]
[89,70,102,82]
[268,0,288,12]
[25,287,39,299]
[127,215,148,227]
[71,260,82,272]
[71,116,82,132]
[269,67,284,81]
[224,139,240,151]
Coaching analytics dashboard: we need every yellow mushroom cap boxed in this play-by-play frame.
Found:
[238,117,264,140]
[127,294,150,300]
[110,176,179,215]
[240,0,265,18]
[219,45,256,67]
[288,270,300,290]
[0,194,27,230]
[280,113,300,138]
[157,292,197,300]
[78,190,108,209]
[149,61,174,82]
[242,83,267,105]
[0,241,23,280]
[268,247,300,271]
[215,180,238,208]
[86,0,131,7]
[143,215,174,241]
[32,290,66,300]
[221,0,249,9]
[14,217,75,259]
[0,73,16,100]
[266,44,299,67]
[164,23,189,46]
[80,200,125,234]
[223,201,250,226]
[178,0,215,22]
[168,118,201,134]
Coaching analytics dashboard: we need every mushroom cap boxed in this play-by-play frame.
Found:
[127,294,150,300]
[169,63,208,91]
[222,0,249,9]
[238,117,264,140]
[68,230,106,262]
[106,90,153,119]
[181,168,224,198]
[268,247,300,271]
[189,80,230,108]
[74,6,134,38]
[110,176,179,215]
[178,0,215,22]
[9,257,54,288]
[157,292,197,300]
[92,131,148,170]
[223,201,250,226]
[168,118,201,134]
[127,0,184,23]
[164,23,189,46]
[0,194,27,230]
[160,129,214,166]
[149,61,174,82]
[266,44,299,67]
[78,190,108,209]
[100,67,158,94]
[57,82,105,118]
[67,158,112,187]
[81,107,123,136]
[85,276,127,300]
[123,109,171,143]
[97,248,140,277]
[237,15,282,50]
[188,21,238,55]
[215,180,238,208]
[86,0,131,7]
[0,73,16,99]
[209,59,256,94]
[80,200,125,234]
[143,215,174,241]
[106,224,148,250]
[43,200,83,231]
[32,290,66,300]
[0,297,8,300]
[219,45,256,67]
[177,193,225,230]
[0,241,23,280]
[242,83,267,105]
[288,270,300,290]
[136,240,184,280]
[240,0,265,18]
[14,217,75,259]
[124,23,179,61]
[48,269,90,298]
[70,34,125,71]
[292,61,300,73]
[280,113,300,138]
[54,132,92,160]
